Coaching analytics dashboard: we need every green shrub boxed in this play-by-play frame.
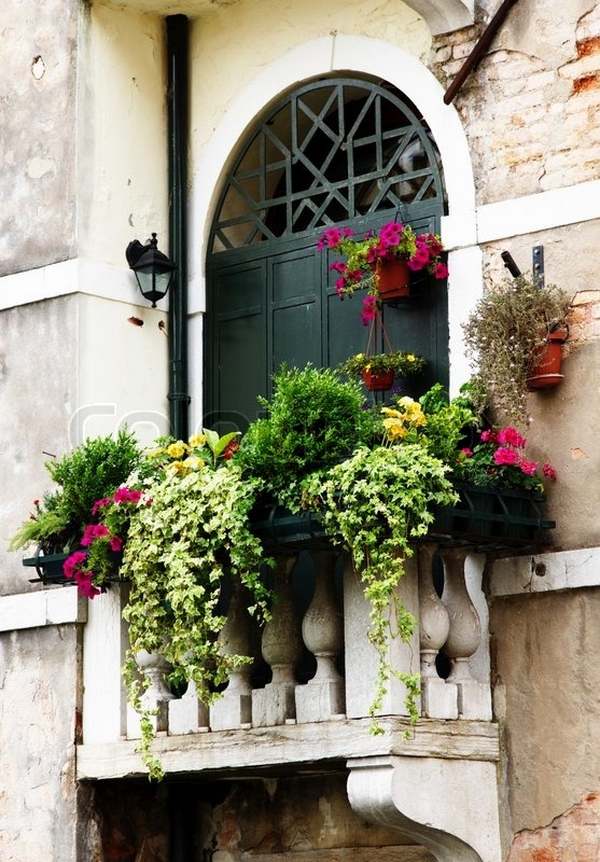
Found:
[10,429,140,553]
[237,366,377,507]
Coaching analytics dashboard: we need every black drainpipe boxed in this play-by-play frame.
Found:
[166,14,190,440]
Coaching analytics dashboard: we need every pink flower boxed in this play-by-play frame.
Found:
[64,551,87,580]
[335,276,346,296]
[460,447,473,457]
[433,262,449,280]
[109,536,123,553]
[407,248,431,271]
[543,463,557,480]
[81,523,109,547]
[493,447,520,467]
[480,429,497,444]
[113,487,142,505]
[329,261,348,274]
[75,570,101,600]
[519,458,539,477]
[497,427,526,449]
[424,234,444,257]
[361,295,378,326]
[91,497,111,516]
[316,226,353,251]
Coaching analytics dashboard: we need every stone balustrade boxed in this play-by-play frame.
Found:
[82,544,491,744]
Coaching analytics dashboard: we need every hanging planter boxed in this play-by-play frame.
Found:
[317,221,447,323]
[376,257,411,300]
[362,368,395,391]
[526,326,569,391]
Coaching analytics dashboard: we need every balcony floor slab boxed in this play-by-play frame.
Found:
[76,717,499,781]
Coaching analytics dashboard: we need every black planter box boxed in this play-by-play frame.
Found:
[252,484,555,554]
[22,552,71,585]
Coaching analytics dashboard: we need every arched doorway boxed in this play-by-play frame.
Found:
[204,76,447,429]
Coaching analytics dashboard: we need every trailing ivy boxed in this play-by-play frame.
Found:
[120,462,270,779]
[303,443,457,729]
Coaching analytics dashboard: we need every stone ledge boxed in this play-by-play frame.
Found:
[0,585,86,632]
[491,546,600,597]
[76,717,499,780]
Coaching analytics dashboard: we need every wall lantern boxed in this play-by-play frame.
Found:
[125,233,176,308]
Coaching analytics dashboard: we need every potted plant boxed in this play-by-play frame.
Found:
[10,430,140,585]
[317,222,448,321]
[463,274,571,421]
[340,351,426,393]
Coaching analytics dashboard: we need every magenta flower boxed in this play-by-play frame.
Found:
[497,427,526,449]
[64,551,87,580]
[543,463,557,480]
[519,458,539,477]
[75,570,101,600]
[113,487,142,505]
[480,429,497,444]
[91,497,111,517]
[329,261,348,274]
[81,523,109,547]
[460,447,473,457]
[109,536,123,553]
[316,226,353,251]
[361,295,378,326]
[493,447,520,467]
[433,262,449,280]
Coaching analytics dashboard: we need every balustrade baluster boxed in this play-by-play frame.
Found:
[252,556,302,727]
[441,548,492,720]
[418,544,458,719]
[295,550,345,723]
[209,579,254,731]
[126,650,174,739]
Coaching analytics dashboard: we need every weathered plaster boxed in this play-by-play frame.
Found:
[0,297,79,596]
[0,625,81,861]
[0,294,168,597]
[491,589,600,835]
[0,0,78,275]
[480,219,600,551]
[78,3,168,269]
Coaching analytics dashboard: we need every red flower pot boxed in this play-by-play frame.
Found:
[376,258,410,299]
[362,369,395,391]
[526,327,568,391]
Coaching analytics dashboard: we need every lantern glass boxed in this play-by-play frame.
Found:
[126,233,176,307]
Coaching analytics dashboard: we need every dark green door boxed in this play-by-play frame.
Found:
[205,78,447,430]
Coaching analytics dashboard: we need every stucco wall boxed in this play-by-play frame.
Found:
[0,624,80,862]
[481,219,600,551]
[0,0,79,277]
[0,297,79,596]
[79,3,168,269]
[0,294,168,597]
[491,589,600,855]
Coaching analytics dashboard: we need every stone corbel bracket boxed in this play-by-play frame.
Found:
[347,755,502,862]
[405,0,474,35]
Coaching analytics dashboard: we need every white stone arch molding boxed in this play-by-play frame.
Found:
[188,34,481,417]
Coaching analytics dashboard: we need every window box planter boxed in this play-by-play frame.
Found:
[252,484,555,554]
[22,552,71,586]
[22,550,123,587]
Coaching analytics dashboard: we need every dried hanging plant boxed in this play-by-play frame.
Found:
[463,275,571,422]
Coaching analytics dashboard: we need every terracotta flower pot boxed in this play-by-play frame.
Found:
[362,368,395,391]
[376,258,411,299]
[526,327,568,391]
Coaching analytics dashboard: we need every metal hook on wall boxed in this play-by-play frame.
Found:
[501,245,545,289]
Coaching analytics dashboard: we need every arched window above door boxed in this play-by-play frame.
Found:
[205,76,447,430]
[210,78,446,254]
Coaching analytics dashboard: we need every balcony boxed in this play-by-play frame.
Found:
[78,539,504,861]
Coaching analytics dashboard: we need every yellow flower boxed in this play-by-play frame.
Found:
[381,407,403,419]
[147,447,165,459]
[184,455,204,471]
[398,396,416,410]
[167,441,188,459]
[189,434,207,448]
[383,418,407,440]
[167,459,190,476]
[407,354,416,362]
